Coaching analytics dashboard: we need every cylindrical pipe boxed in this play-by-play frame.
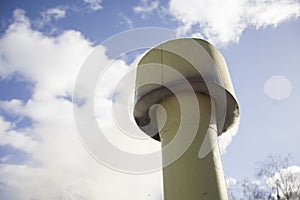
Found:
[155,92,228,200]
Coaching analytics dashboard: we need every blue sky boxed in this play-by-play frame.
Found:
[0,0,300,199]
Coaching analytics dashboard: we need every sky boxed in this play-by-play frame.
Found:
[0,0,300,199]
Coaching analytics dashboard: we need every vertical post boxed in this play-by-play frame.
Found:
[155,93,228,200]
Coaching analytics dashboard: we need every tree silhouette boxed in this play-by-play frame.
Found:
[257,154,300,200]
[229,154,300,200]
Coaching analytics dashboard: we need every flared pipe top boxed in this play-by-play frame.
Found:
[134,38,239,140]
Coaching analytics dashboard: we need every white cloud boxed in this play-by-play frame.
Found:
[11,9,30,27]
[0,9,162,199]
[218,117,240,154]
[0,116,36,156]
[119,13,133,29]
[168,0,300,45]
[228,166,300,198]
[83,0,103,11]
[0,129,37,154]
[227,177,237,187]
[0,115,37,153]
[42,7,66,21]
[0,9,93,97]
[134,0,159,17]
[0,116,11,132]
[266,165,300,198]
[32,7,68,34]
[267,165,300,187]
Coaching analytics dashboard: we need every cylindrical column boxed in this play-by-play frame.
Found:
[134,38,239,200]
[155,92,228,200]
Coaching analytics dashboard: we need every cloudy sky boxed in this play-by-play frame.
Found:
[0,0,300,199]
